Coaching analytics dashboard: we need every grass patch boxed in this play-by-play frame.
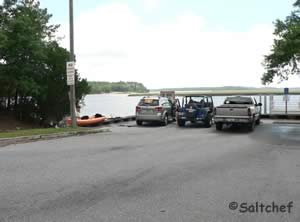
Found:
[0,127,82,139]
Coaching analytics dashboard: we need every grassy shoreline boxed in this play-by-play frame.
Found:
[0,127,81,139]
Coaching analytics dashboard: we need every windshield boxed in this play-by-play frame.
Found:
[224,97,253,105]
[138,98,159,106]
[183,96,207,107]
[188,97,205,103]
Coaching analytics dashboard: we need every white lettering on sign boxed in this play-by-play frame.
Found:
[66,61,75,85]
[283,95,290,102]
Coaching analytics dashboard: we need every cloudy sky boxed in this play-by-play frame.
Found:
[25,1,300,88]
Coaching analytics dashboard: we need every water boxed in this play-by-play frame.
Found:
[80,94,300,117]
[80,94,228,117]
[80,94,142,117]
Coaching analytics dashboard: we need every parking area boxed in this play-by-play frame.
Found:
[0,120,300,222]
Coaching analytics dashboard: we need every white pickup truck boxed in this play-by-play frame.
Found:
[214,96,262,131]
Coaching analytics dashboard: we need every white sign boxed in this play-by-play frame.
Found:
[66,61,75,85]
[283,95,289,102]
[67,75,75,85]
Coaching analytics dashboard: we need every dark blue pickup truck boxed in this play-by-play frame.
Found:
[176,96,214,127]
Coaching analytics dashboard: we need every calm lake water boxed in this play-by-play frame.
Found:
[80,94,226,117]
[80,94,300,117]
[80,94,142,117]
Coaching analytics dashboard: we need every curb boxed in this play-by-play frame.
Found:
[0,128,111,147]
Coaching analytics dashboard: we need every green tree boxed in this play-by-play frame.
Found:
[262,0,300,84]
[37,41,89,122]
[0,0,90,123]
[0,0,57,116]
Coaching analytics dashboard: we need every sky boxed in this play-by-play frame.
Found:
[6,0,300,88]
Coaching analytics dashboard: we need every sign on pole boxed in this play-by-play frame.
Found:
[66,61,75,85]
[283,88,289,114]
[283,88,289,101]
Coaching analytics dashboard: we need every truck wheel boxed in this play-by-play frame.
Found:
[256,118,261,125]
[136,120,143,126]
[204,115,212,128]
[248,120,255,132]
[162,115,168,126]
[216,123,223,131]
[177,119,185,127]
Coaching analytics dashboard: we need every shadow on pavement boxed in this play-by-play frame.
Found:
[250,123,300,147]
[213,124,261,134]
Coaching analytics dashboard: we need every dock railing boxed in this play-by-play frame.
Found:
[130,89,300,117]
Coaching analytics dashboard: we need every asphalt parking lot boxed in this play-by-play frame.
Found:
[0,120,299,222]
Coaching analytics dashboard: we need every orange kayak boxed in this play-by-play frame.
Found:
[66,116,106,127]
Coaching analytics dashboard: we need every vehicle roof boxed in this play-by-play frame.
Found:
[225,96,254,99]
[224,96,254,103]
[141,96,168,100]
[183,95,212,98]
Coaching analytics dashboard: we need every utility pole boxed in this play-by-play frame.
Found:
[69,0,77,127]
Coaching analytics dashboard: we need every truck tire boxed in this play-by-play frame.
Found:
[204,114,212,128]
[136,120,143,126]
[216,123,223,131]
[248,120,255,132]
[177,119,185,127]
[256,118,261,125]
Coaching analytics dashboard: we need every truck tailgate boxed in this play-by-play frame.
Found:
[216,105,249,117]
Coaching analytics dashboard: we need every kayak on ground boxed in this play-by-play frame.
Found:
[66,114,106,127]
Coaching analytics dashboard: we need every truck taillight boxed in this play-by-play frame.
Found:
[155,107,163,112]
[136,106,141,113]
[248,108,252,116]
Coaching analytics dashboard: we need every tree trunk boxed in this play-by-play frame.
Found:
[7,96,11,111]
[14,90,18,112]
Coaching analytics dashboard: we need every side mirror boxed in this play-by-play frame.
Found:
[257,103,262,107]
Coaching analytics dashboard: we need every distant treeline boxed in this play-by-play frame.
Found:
[89,81,149,94]
[153,86,280,91]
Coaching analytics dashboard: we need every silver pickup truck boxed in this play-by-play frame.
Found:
[214,96,262,131]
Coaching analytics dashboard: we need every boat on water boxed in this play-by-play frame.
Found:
[66,114,106,127]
